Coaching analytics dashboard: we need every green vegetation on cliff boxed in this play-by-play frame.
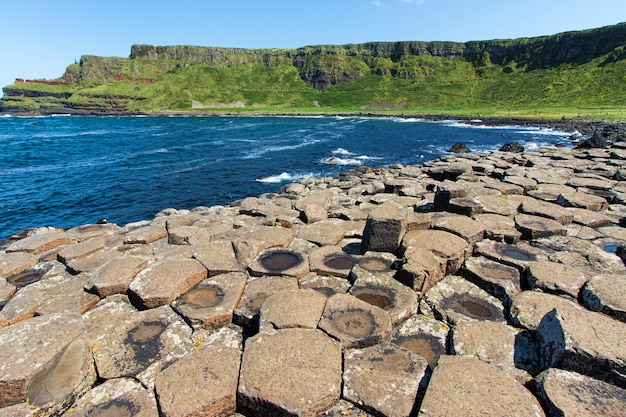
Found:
[2,23,626,118]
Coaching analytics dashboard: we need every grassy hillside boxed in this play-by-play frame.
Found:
[2,23,625,118]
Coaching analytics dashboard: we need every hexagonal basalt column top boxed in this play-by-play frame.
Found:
[238,328,341,417]
[248,248,310,279]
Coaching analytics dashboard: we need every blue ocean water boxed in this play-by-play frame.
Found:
[0,115,574,237]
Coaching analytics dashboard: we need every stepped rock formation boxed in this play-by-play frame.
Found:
[2,133,626,416]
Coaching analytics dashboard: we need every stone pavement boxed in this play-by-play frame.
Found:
[2,141,626,416]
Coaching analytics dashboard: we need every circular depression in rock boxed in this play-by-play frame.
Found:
[394,334,443,367]
[480,263,518,280]
[352,288,393,310]
[499,248,535,262]
[181,285,224,308]
[330,309,375,338]
[7,269,43,287]
[359,257,392,272]
[324,254,356,270]
[260,250,304,272]
[442,294,501,320]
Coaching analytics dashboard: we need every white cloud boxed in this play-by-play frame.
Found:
[372,1,390,8]
[400,0,428,4]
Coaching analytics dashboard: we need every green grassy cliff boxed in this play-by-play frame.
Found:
[2,22,625,118]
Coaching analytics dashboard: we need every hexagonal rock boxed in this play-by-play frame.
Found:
[514,213,567,240]
[1,273,99,325]
[129,258,207,309]
[474,194,520,216]
[193,241,243,276]
[462,256,520,304]
[171,272,247,330]
[123,225,167,245]
[308,245,359,278]
[451,319,538,374]
[296,220,348,246]
[504,175,538,192]
[397,248,446,295]
[299,273,351,298]
[65,378,158,417]
[392,314,449,370]
[523,260,588,299]
[84,256,147,297]
[431,213,485,245]
[319,293,392,349]
[0,313,96,413]
[519,199,574,225]
[533,368,626,417]
[401,229,470,274]
[66,248,123,275]
[360,201,407,253]
[473,240,548,272]
[537,306,626,388]
[248,248,309,279]
[418,355,545,417]
[233,275,298,328]
[509,291,581,331]
[259,288,327,332]
[84,302,192,384]
[556,191,608,211]
[155,345,240,417]
[238,328,342,417]
[343,343,428,417]
[299,203,328,224]
[0,252,37,279]
[6,232,73,255]
[581,273,626,322]
[420,275,505,325]
[349,274,417,325]
[56,237,106,264]
[350,251,398,282]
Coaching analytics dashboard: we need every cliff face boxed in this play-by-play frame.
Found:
[1,22,625,115]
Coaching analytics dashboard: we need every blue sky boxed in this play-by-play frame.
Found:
[1,0,625,92]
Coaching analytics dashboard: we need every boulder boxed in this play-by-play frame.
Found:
[300,203,328,223]
[418,355,545,417]
[318,293,392,349]
[448,142,470,153]
[397,248,446,295]
[533,368,626,417]
[557,191,609,211]
[472,213,521,243]
[296,220,347,246]
[238,329,341,417]
[56,237,106,264]
[343,343,428,417]
[519,199,574,225]
[499,142,524,153]
[473,240,548,272]
[155,345,240,417]
[123,225,167,244]
[0,314,96,414]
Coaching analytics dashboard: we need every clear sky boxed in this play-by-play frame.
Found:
[1,0,625,92]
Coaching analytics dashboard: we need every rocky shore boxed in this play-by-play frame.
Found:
[1,133,626,416]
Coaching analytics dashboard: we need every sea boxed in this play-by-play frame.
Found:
[0,115,577,238]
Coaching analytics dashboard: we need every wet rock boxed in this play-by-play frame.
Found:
[0,313,96,414]
[392,314,449,370]
[193,241,243,276]
[84,256,147,297]
[298,272,351,297]
[418,355,545,417]
[233,275,298,328]
[319,293,392,348]
[448,142,470,153]
[343,343,427,417]
[533,368,626,417]
[248,248,309,279]
[259,288,327,331]
[420,275,505,324]
[474,240,548,272]
[155,345,240,417]
[361,201,408,253]
[65,378,158,417]
[1,273,99,324]
[171,272,247,330]
[523,260,588,299]
[0,252,37,279]
[85,303,192,387]
[5,232,72,255]
[499,142,524,153]
[515,213,567,240]
[451,319,538,375]
[296,219,347,246]
[308,245,359,278]
[128,258,207,309]
[431,213,485,245]
[581,273,626,322]
[238,328,341,417]
[462,256,521,304]
[537,306,626,388]
[509,290,582,330]
[123,225,167,245]
[401,229,470,274]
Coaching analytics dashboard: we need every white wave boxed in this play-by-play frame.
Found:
[242,139,320,159]
[332,148,353,156]
[321,156,363,166]
[1,114,13,118]
[391,117,427,123]
[255,172,315,183]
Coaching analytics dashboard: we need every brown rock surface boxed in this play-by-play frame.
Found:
[238,328,341,417]
[193,240,243,275]
[0,252,37,279]
[84,255,147,297]
[259,288,327,331]
[360,201,408,253]
[392,314,449,370]
[462,256,521,304]
[418,355,545,417]
[5,232,72,255]
[581,273,626,322]
[233,275,298,328]
[402,229,470,274]
[524,260,589,299]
